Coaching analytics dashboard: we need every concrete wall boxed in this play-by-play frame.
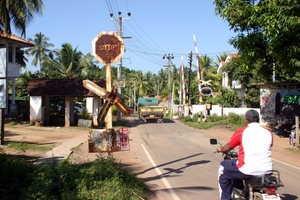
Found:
[30,96,42,123]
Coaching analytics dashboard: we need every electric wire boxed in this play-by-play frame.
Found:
[105,0,237,70]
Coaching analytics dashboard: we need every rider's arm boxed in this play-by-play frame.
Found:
[217,143,232,153]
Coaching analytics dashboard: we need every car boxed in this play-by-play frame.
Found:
[57,101,85,114]
[74,102,85,114]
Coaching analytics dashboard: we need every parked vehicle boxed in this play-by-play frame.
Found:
[57,101,85,114]
[210,138,283,200]
[137,97,165,123]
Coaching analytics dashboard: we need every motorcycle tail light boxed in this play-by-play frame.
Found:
[266,187,276,194]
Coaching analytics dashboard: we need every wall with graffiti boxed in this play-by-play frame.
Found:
[260,85,300,128]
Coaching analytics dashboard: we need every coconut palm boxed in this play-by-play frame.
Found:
[80,53,100,78]
[156,69,167,97]
[130,70,150,97]
[214,52,229,68]
[26,32,54,76]
[41,43,83,78]
[0,0,43,37]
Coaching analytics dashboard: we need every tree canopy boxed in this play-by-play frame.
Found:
[214,0,300,83]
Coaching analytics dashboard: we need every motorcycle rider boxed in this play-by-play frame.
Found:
[216,109,273,200]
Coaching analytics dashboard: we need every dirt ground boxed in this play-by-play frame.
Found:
[2,121,300,168]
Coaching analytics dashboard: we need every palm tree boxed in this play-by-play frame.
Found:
[214,52,229,68]
[130,70,150,97]
[41,43,83,78]
[26,32,54,77]
[0,0,44,37]
[156,69,167,97]
[80,53,100,78]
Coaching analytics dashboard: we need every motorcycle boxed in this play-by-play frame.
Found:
[210,138,283,200]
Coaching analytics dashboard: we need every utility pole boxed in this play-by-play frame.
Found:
[163,53,174,100]
[163,54,175,115]
[110,11,131,122]
[187,51,193,106]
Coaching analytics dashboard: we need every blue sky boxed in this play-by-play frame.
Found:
[20,0,237,74]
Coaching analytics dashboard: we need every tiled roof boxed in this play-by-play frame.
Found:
[0,31,35,47]
[27,78,106,97]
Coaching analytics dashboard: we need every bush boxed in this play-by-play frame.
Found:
[223,112,246,130]
[0,155,150,200]
[206,114,224,122]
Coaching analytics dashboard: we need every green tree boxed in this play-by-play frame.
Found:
[0,0,43,37]
[80,53,100,78]
[26,32,54,76]
[130,70,150,97]
[41,43,83,78]
[213,52,229,69]
[214,0,300,83]
[16,70,38,100]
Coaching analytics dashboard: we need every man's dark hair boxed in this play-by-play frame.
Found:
[245,109,259,123]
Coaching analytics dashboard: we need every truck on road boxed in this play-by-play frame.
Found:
[138,97,165,123]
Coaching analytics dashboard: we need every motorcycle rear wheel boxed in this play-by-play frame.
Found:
[253,192,263,200]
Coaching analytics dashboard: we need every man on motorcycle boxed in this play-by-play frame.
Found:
[216,109,273,200]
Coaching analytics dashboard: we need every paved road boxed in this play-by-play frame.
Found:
[113,115,300,200]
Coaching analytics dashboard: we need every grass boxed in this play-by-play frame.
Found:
[285,147,300,154]
[7,141,55,152]
[179,112,246,131]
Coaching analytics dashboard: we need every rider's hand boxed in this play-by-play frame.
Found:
[217,146,222,153]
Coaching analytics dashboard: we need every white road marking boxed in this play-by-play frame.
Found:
[141,144,180,200]
[273,158,300,170]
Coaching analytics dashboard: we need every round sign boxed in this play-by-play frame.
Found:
[201,87,212,96]
[92,31,124,64]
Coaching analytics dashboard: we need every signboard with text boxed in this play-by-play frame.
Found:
[92,31,124,64]
[88,127,130,152]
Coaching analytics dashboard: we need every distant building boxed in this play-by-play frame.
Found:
[217,53,246,106]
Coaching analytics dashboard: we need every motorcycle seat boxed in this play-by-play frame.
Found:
[246,176,264,188]
[246,170,282,188]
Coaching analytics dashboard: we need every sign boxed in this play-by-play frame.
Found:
[116,127,130,151]
[113,79,126,88]
[82,80,130,116]
[92,31,124,64]
[200,87,212,96]
[88,128,130,152]
[283,94,300,104]
[88,129,114,152]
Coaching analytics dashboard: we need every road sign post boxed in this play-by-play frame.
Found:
[92,31,124,129]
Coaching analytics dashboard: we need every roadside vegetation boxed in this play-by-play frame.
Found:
[180,112,246,131]
[1,118,151,200]
[0,154,150,200]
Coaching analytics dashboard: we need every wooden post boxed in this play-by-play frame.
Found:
[296,116,299,148]
[0,109,4,145]
[106,63,112,129]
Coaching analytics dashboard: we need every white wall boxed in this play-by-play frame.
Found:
[176,104,261,122]
[30,96,42,123]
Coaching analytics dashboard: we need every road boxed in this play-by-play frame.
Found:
[118,115,300,200]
